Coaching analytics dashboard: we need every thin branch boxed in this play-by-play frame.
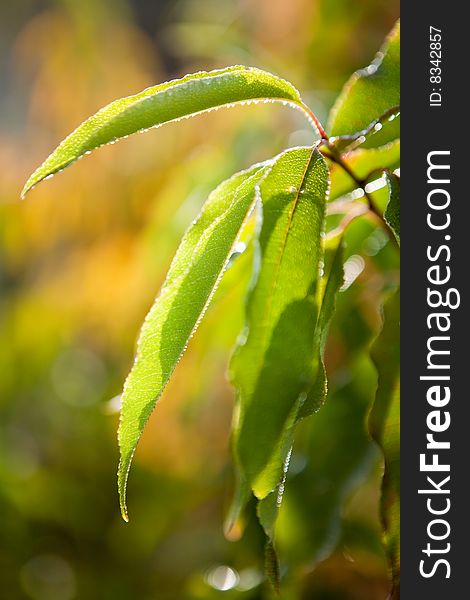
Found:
[321,141,399,249]
[298,101,329,140]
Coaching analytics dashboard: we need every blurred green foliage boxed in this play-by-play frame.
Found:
[1,1,398,598]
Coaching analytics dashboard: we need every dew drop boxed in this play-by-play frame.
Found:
[341,255,365,291]
[365,176,386,194]
[206,566,239,591]
[350,188,365,200]
[233,241,246,254]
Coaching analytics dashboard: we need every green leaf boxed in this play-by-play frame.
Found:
[328,21,400,149]
[118,162,271,521]
[276,279,379,567]
[384,171,400,245]
[22,66,307,197]
[253,239,344,582]
[231,146,329,502]
[369,289,400,594]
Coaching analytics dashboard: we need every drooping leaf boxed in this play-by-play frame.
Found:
[22,66,311,197]
[230,146,329,503]
[254,239,344,586]
[118,162,271,521]
[383,171,400,245]
[328,21,400,149]
[369,289,400,595]
[276,279,379,567]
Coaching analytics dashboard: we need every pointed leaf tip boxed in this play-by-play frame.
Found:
[21,66,309,196]
[118,461,130,522]
[328,20,400,149]
[117,163,271,519]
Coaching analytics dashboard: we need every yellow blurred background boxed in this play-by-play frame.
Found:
[0,1,399,598]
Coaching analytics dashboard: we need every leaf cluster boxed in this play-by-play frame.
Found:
[23,21,400,594]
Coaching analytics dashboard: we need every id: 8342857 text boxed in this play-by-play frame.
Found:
[429,26,443,107]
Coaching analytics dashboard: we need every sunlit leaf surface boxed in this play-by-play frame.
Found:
[328,21,400,149]
[255,239,345,587]
[22,66,307,197]
[118,162,270,520]
[231,146,329,501]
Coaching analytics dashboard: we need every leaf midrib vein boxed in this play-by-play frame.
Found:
[259,147,317,352]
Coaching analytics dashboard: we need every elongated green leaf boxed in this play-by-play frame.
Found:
[254,239,344,587]
[239,239,343,536]
[369,289,400,595]
[276,278,379,568]
[384,171,400,245]
[231,146,329,501]
[118,162,271,521]
[22,66,307,197]
[328,21,400,149]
